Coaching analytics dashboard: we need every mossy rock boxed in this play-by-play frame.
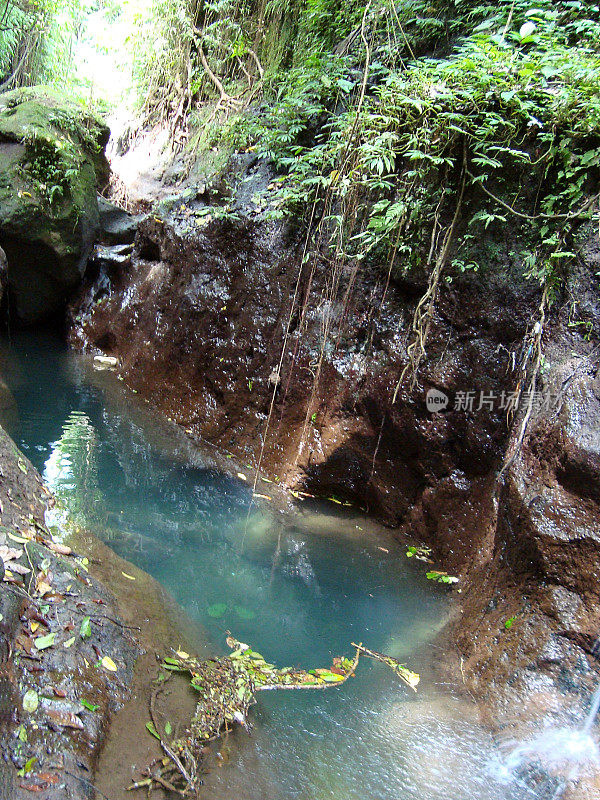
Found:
[0,86,110,323]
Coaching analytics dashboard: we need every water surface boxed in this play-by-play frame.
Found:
[2,331,533,799]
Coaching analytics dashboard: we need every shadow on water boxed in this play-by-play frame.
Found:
[2,330,584,799]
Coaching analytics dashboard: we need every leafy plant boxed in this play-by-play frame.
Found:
[406,545,432,561]
[426,570,459,585]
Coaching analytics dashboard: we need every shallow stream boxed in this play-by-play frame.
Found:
[1,332,539,799]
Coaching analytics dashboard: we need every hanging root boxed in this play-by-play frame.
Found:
[393,149,467,401]
[497,283,548,482]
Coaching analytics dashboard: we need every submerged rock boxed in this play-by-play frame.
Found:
[0,87,109,323]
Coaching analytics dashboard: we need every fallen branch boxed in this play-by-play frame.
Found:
[351,642,420,691]
[129,635,418,795]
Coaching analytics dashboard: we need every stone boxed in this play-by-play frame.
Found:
[97,195,139,245]
[0,87,110,323]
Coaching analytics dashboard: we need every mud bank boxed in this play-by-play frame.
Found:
[0,422,196,798]
[70,183,600,784]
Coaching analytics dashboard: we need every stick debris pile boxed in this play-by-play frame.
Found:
[129,635,419,796]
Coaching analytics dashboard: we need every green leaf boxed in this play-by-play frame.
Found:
[207,603,227,618]
[146,721,160,740]
[426,570,459,584]
[336,78,355,94]
[234,605,256,620]
[35,632,56,650]
[519,21,537,39]
[63,636,76,648]
[81,699,100,712]
[80,617,92,639]
[18,756,37,777]
[165,721,172,736]
[23,689,39,713]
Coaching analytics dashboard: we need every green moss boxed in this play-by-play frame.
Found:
[0,87,110,321]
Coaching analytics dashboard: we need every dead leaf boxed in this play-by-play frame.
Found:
[16,634,35,655]
[8,531,32,543]
[10,563,31,575]
[36,773,59,785]
[46,541,72,556]
[44,707,84,730]
[101,656,117,672]
[0,546,23,562]
[35,571,53,597]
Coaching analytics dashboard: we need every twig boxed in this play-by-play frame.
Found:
[258,646,361,691]
[150,676,195,790]
[351,642,420,691]
[468,170,600,222]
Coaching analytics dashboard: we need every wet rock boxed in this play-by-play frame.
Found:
[0,376,16,429]
[0,245,6,305]
[97,195,138,245]
[0,87,109,323]
[93,354,119,370]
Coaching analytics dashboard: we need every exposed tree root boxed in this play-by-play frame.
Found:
[393,151,467,400]
[497,283,548,482]
[196,41,244,113]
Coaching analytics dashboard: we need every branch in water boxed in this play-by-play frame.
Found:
[129,635,419,795]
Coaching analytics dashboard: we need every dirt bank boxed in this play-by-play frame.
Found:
[0,422,199,798]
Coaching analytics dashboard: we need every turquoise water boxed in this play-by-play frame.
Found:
[1,332,532,800]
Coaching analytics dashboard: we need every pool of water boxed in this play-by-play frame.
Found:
[1,332,539,799]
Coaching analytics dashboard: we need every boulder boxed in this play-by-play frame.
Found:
[97,195,138,245]
[0,87,110,323]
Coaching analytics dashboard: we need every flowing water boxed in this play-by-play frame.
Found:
[1,331,547,800]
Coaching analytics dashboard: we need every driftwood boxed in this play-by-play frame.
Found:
[128,635,419,796]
